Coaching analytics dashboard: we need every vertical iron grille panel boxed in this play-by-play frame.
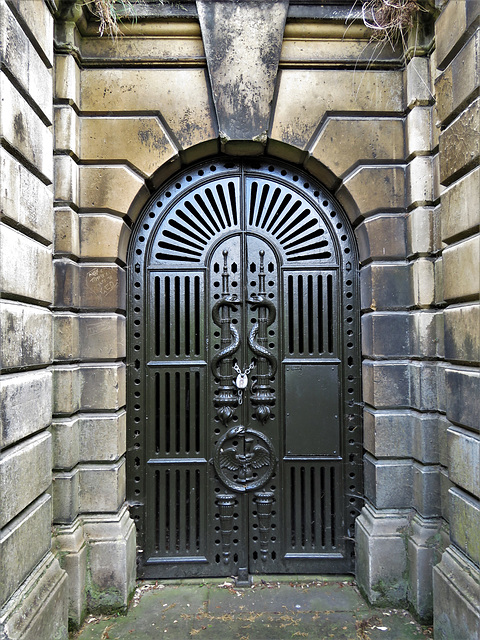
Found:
[245,178,333,262]
[146,463,206,560]
[285,463,339,554]
[284,271,337,357]
[149,367,205,457]
[150,272,204,360]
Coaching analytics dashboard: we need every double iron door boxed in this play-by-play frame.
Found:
[127,160,362,579]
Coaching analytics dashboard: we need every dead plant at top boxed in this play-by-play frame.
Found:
[358,0,436,52]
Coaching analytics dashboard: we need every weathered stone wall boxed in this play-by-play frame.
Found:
[0,0,478,636]
[432,1,480,638]
[0,1,68,638]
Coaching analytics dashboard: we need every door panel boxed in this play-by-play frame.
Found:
[128,159,362,579]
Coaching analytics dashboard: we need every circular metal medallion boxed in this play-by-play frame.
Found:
[214,425,277,493]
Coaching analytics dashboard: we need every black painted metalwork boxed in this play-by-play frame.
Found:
[127,159,362,579]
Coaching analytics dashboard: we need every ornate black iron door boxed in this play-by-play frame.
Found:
[127,159,362,580]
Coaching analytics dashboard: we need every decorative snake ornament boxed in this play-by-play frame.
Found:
[247,294,277,377]
[211,294,241,377]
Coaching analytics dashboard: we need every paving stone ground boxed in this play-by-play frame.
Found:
[72,577,434,640]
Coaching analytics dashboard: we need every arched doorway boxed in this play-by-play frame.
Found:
[127,158,362,580]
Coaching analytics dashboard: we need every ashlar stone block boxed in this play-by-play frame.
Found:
[7,0,54,66]
[407,207,434,257]
[0,370,52,449]
[409,361,439,412]
[53,520,87,630]
[0,301,52,371]
[443,235,480,301]
[54,105,79,157]
[80,363,126,411]
[355,214,407,263]
[52,365,81,416]
[406,107,433,157]
[79,264,126,311]
[411,310,443,359]
[362,360,410,409]
[83,506,136,613]
[52,468,79,524]
[78,411,126,462]
[54,154,79,206]
[55,54,80,106]
[450,487,480,566]
[271,69,404,150]
[0,2,53,121]
[0,224,53,304]
[54,207,80,257]
[0,494,52,605]
[448,426,480,498]
[0,73,53,181]
[338,165,406,221]
[356,503,410,605]
[79,214,129,262]
[434,546,480,640]
[435,29,480,125]
[54,259,80,309]
[78,459,125,513]
[360,263,412,311]
[444,304,480,363]
[80,117,177,178]
[0,147,53,242]
[361,312,410,358]
[79,165,148,216]
[80,68,216,150]
[364,454,413,509]
[78,313,125,360]
[435,0,480,69]
[413,462,441,517]
[411,258,435,308]
[363,408,413,458]
[0,431,52,528]
[405,57,432,108]
[53,312,80,362]
[407,156,435,208]
[311,117,404,178]
[439,97,480,185]
[412,412,441,464]
[51,417,80,471]
[0,553,68,640]
[407,515,443,623]
[441,166,480,243]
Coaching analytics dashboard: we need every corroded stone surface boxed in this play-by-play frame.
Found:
[0,225,53,303]
[439,97,480,185]
[0,147,53,242]
[271,69,403,149]
[0,301,52,371]
[79,117,177,177]
[0,371,52,448]
[79,166,148,215]
[198,0,288,141]
[443,235,480,301]
[435,30,480,124]
[444,304,480,363]
[80,68,216,150]
[441,166,480,243]
[0,494,52,604]
[0,431,52,528]
[448,427,480,498]
[311,117,404,179]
